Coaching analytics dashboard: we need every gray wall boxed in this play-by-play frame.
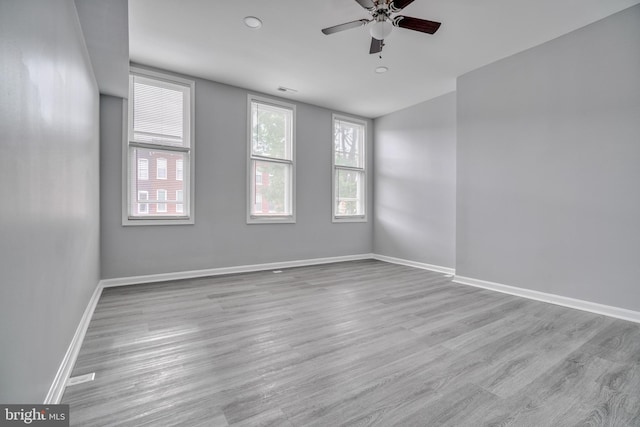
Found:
[101,68,373,279]
[373,93,457,269]
[456,5,640,311]
[0,0,100,402]
[74,0,129,98]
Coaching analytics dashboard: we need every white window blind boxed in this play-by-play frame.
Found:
[131,76,187,147]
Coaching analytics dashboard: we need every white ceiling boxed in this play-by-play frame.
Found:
[129,0,640,118]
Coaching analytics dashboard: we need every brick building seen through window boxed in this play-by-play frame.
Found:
[135,150,184,215]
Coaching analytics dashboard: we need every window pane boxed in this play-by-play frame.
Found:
[176,190,183,213]
[251,101,292,160]
[138,159,148,180]
[132,75,187,147]
[335,169,364,216]
[334,120,364,168]
[251,160,292,216]
[157,189,167,213]
[157,158,167,179]
[176,159,183,181]
[131,148,187,217]
[138,191,148,214]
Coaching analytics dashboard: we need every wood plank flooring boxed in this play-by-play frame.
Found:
[62,260,640,426]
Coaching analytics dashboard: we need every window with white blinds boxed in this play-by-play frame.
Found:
[125,68,195,225]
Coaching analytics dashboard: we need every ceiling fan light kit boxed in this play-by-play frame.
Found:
[370,19,393,40]
[322,0,441,54]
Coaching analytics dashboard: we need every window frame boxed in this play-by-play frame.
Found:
[332,114,367,223]
[246,94,296,224]
[123,67,195,226]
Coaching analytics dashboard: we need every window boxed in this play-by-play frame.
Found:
[247,95,295,223]
[176,159,183,181]
[138,159,148,180]
[138,191,149,214]
[157,189,167,213]
[125,67,194,225]
[176,190,183,213]
[333,114,366,221]
[156,158,167,180]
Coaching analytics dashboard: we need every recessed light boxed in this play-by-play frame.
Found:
[244,16,262,29]
[375,66,389,74]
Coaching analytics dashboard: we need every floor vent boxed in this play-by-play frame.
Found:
[66,372,95,387]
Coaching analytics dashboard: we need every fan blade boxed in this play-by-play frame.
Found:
[369,38,383,54]
[389,0,415,12]
[322,19,370,35]
[354,0,375,10]
[393,16,441,34]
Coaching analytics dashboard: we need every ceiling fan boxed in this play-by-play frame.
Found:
[321,0,441,55]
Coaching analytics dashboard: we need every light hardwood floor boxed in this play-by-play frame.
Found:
[62,260,640,426]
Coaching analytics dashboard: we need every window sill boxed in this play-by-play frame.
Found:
[123,217,194,226]
[247,215,296,225]
[333,216,367,223]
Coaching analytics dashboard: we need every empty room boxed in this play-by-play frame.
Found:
[1,0,640,425]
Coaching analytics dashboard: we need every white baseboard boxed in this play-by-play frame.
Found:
[44,280,104,404]
[101,254,375,288]
[372,254,455,276]
[453,275,640,324]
